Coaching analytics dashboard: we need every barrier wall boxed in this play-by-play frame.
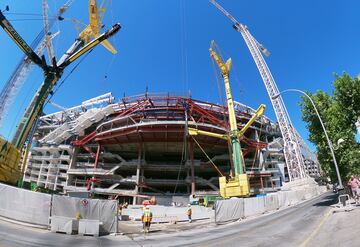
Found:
[264,194,279,212]
[0,183,51,226]
[244,196,265,217]
[52,195,118,233]
[215,198,244,223]
[214,186,328,224]
[284,191,299,206]
[0,182,328,229]
[277,191,289,208]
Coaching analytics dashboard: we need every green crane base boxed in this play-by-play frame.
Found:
[219,174,250,198]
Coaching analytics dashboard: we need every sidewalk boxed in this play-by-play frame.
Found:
[304,203,360,247]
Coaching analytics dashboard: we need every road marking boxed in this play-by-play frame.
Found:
[299,208,333,247]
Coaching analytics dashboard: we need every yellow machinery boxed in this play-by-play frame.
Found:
[189,41,265,198]
[0,139,22,184]
[79,0,117,54]
[0,4,120,185]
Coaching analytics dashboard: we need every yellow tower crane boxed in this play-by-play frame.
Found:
[189,41,265,198]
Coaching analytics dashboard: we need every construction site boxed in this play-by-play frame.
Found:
[22,91,320,204]
[0,0,336,245]
[0,0,322,200]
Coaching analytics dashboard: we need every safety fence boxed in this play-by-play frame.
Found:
[215,186,327,224]
[0,183,118,233]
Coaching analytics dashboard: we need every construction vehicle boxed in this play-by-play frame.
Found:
[210,0,307,181]
[189,41,266,198]
[0,6,121,185]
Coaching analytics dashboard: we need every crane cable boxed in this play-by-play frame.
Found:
[173,106,188,195]
[102,0,116,83]
[190,135,223,177]
[43,49,94,108]
[251,120,264,170]
[179,0,189,94]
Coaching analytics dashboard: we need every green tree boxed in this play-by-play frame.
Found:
[300,73,360,183]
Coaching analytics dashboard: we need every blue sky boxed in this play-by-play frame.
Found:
[1,0,360,148]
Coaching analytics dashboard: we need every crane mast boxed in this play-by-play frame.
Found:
[209,42,245,176]
[210,0,306,181]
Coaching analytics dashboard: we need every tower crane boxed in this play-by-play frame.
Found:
[0,8,121,184]
[210,0,307,181]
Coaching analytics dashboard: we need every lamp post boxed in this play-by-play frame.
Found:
[272,88,343,189]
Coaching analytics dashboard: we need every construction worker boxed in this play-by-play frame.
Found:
[187,204,192,223]
[141,206,153,233]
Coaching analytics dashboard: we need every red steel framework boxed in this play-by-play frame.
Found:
[73,93,267,166]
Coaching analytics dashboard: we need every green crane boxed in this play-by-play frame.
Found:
[0,9,120,184]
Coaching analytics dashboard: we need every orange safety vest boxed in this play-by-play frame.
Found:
[187,208,192,216]
[142,210,153,223]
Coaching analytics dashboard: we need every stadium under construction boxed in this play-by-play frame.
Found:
[22,92,321,204]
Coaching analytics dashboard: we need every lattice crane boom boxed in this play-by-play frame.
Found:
[42,0,55,61]
[0,1,71,127]
[210,0,306,181]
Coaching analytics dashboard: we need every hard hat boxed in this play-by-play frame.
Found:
[145,205,150,209]
[188,204,191,206]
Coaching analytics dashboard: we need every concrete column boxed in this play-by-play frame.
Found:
[134,143,143,205]
[66,147,78,188]
[189,141,195,194]
[140,169,144,193]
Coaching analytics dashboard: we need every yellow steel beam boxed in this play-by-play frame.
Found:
[188,127,228,141]
[238,104,266,138]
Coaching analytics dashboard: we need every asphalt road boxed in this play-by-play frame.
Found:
[0,192,337,247]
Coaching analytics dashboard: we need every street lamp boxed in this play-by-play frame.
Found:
[272,88,343,189]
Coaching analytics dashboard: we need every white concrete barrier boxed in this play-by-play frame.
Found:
[215,198,244,223]
[285,191,299,206]
[244,196,265,217]
[264,194,279,212]
[213,185,328,224]
[50,216,78,234]
[277,191,289,208]
[78,219,101,236]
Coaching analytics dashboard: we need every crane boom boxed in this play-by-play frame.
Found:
[209,42,245,176]
[0,11,45,70]
[210,0,306,181]
[0,1,71,128]
[12,23,121,150]
[43,0,55,60]
[0,8,121,184]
